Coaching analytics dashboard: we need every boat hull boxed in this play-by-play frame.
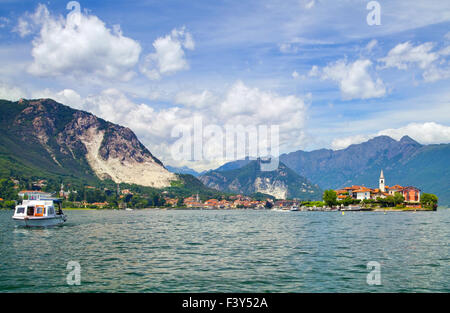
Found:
[13,216,66,227]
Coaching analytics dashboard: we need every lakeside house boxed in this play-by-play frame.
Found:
[164,197,178,207]
[91,202,109,208]
[184,194,204,208]
[335,170,421,204]
[18,190,53,200]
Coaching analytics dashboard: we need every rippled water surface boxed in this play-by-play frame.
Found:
[0,209,449,292]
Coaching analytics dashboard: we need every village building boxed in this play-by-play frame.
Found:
[18,190,53,199]
[218,200,231,209]
[59,183,71,199]
[336,170,421,203]
[91,202,109,208]
[32,179,47,190]
[204,199,219,208]
[402,186,421,203]
[353,187,372,200]
[184,194,204,208]
[387,185,404,196]
[164,198,178,207]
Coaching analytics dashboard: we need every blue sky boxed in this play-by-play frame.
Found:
[0,0,449,170]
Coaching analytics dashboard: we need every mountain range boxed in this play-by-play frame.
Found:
[1,98,448,205]
[206,136,450,205]
[199,159,322,200]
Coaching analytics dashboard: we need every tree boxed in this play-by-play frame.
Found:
[393,192,404,206]
[152,194,165,207]
[0,179,16,200]
[1,200,16,210]
[323,190,337,207]
[339,196,355,206]
[421,193,438,210]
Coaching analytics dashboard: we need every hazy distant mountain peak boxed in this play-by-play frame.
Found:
[199,159,321,200]
[166,165,200,177]
[399,135,421,145]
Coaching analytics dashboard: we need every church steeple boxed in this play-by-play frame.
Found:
[379,169,385,192]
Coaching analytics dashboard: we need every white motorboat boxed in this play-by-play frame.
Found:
[13,197,66,227]
[289,205,300,211]
[271,207,290,212]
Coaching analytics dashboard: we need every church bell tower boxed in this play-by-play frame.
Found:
[379,169,385,192]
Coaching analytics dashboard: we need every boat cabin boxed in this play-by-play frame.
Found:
[14,199,63,218]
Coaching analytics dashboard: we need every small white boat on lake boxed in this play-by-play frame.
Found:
[13,197,66,227]
[271,207,290,212]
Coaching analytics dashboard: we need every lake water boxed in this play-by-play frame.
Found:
[0,209,449,292]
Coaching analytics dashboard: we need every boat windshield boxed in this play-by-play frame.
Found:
[16,207,25,214]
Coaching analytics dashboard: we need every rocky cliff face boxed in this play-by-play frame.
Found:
[10,98,175,188]
[199,159,321,200]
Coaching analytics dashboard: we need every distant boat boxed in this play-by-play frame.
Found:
[342,205,361,211]
[289,205,300,211]
[125,208,133,211]
[13,197,66,227]
[271,207,290,212]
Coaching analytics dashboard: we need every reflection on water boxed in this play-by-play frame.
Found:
[0,209,449,292]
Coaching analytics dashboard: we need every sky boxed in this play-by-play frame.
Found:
[0,0,449,171]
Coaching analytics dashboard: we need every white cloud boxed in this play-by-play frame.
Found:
[438,46,450,56]
[308,65,319,77]
[304,0,316,10]
[174,90,215,109]
[332,122,450,150]
[292,71,299,79]
[319,59,386,100]
[365,39,378,52]
[44,81,308,170]
[377,41,450,83]
[279,43,299,54]
[32,88,85,109]
[13,4,49,37]
[0,17,10,29]
[279,37,331,54]
[140,27,194,80]
[445,32,450,41]
[378,122,450,143]
[22,4,141,81]
[219,81,306,129]
[423,63,450,82]
[378,42,439,70]
[0,83,26,101]
[331,134,372,150]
